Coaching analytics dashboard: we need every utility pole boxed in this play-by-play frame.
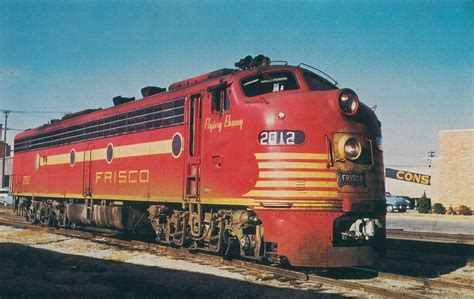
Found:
[427,150,435,168]
[1,110,10,188]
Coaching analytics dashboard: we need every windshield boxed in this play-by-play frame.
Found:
[240,71,299,97]
[302,70,338,91]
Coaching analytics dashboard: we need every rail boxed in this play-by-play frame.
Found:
[1,207,472,298]
[386,229,474,246]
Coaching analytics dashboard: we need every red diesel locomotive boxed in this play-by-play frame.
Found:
[12,55,385,267]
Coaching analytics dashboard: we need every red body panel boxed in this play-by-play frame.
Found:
[13,64,385,267]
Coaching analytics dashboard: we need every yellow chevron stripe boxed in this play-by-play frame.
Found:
[255,180,338,188]
[243,190,337,198]
[258,161,327,169]
[255,153,327,160]
[259,171,336,179]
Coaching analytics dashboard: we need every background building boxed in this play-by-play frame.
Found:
[385,129,473,209]
[431,129,473,207]
[1,124,13,188]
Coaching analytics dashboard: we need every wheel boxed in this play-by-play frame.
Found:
[386,205,394,212]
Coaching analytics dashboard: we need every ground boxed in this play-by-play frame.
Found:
[0,225,349,298]
[386,208,473,235]
[1,207,472,298]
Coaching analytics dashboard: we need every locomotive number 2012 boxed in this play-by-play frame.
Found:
[259,130,305,145]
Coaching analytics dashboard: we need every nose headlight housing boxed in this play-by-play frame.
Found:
[344,138,362,160]
[338,89,359,115]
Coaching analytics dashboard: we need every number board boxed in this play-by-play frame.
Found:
[259,130,305,145]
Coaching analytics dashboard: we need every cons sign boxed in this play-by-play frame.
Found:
[385,168,431,185]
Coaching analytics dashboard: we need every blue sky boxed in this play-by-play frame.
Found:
[1,1,472,167]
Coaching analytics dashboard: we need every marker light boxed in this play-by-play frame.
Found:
[344,138,362,160]
[338,89,359,115]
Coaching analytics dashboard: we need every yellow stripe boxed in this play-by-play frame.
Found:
[199,197,255,206]
[256,199,340,204]
[254,206,341,210]
[258,161,327,169]
[254,199,342,210]
[292,203,341,207]
[255,153,327,160]
[259,171,336,179]
[255,180,338,188]
[39,139,173,167]
[256,202,341,207]
[91,149,106,161]
[115,140,172,158]
[13,192,255,206]
[47,154,70,165]
[243,190,337,198]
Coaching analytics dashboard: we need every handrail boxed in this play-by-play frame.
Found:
[366,137,375,169]
[324,135,334,168]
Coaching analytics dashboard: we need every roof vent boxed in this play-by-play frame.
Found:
[62,108,102,120]
[141,86,166,97]
[113,96,135,106]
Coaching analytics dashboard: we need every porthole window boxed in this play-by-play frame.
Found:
[106,143,114,163]
[70,149,76,167]
[171,133,183,158]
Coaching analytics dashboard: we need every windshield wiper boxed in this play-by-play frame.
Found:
[256,68,277,84]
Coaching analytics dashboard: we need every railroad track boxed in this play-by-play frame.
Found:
[387,228,474,245]
[0,208,472,298]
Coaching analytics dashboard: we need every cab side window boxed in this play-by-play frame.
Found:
[209,84,231,114]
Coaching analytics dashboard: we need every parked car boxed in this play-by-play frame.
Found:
[399,196,412,209]
[386,196,408,212]
[0,188,10,206]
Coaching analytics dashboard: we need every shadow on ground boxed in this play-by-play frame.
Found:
[314,239,472,280]
[0,243,346,298]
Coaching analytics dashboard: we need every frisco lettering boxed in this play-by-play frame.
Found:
[96,169,149,184]
[341,174,364,182]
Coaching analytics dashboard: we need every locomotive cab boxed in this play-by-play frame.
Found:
[229,59,386,267]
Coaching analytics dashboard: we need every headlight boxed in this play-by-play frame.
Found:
[344,138,362,160]
[338,89,359,115]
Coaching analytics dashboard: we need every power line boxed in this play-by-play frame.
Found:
[385,164,427,168]
[1,109,71,114]
[384,152,427,158]
[3,128,25,132]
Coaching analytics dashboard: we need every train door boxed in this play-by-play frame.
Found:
[184,94,202,202]
[198,83,232,202]
[82,146,93,197]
